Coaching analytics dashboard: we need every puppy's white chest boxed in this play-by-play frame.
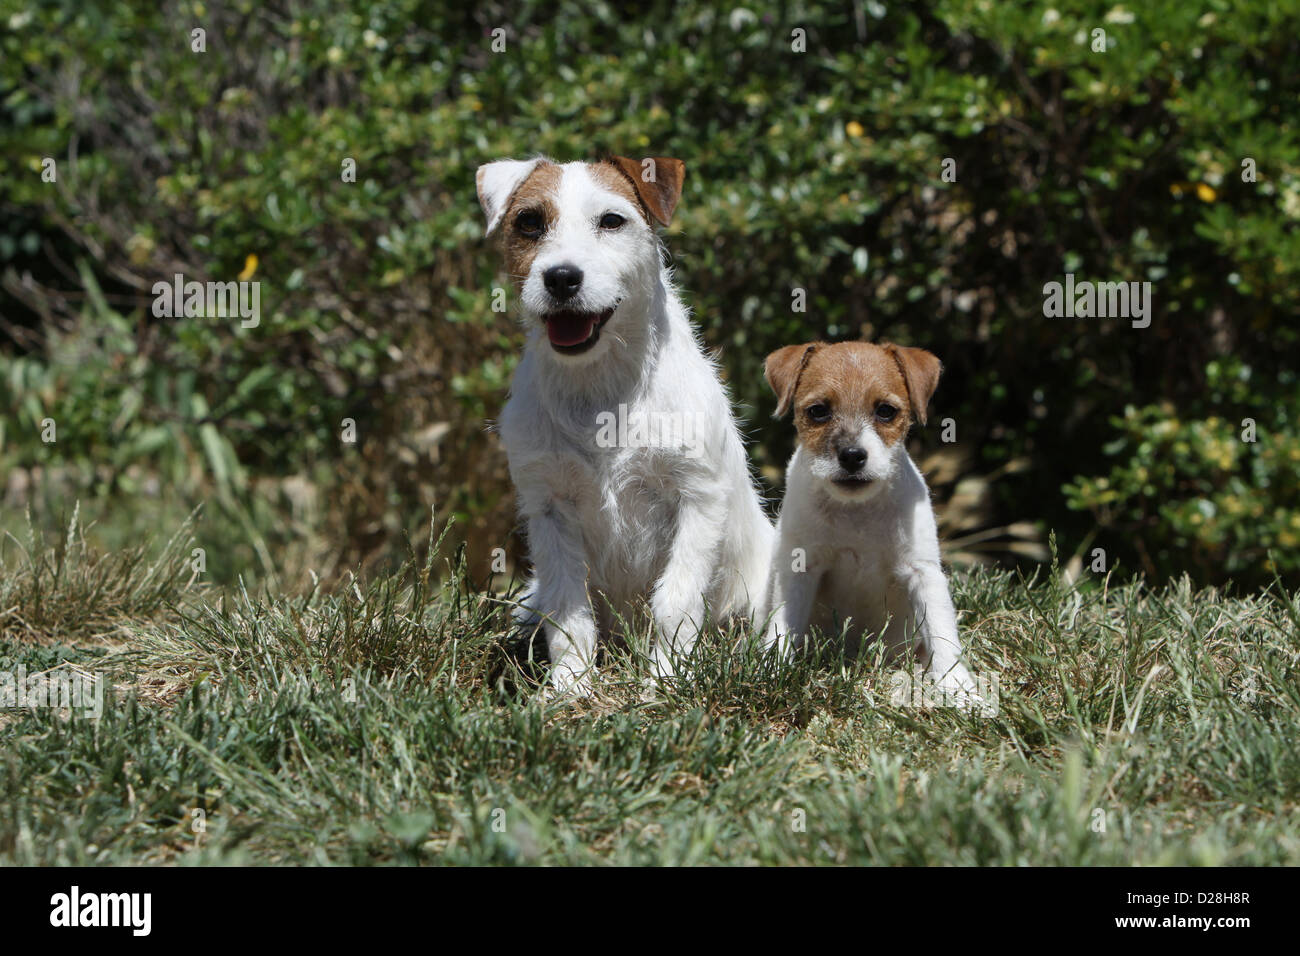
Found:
[811,540,891,630]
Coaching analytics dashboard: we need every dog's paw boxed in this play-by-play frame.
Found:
[928,663,985,712]
[761,623,799,659]
[510,579,542,627]
[651,582,705,636]
[648,644,689,684]
[547,659,596,701]
[637,673,667,703]
[651,610,703,648]
[759,619,782,652]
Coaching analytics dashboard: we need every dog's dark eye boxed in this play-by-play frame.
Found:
[806,402,832,423]
[515,210,544,238]
[598,212,626,230]
[875,403,899,422]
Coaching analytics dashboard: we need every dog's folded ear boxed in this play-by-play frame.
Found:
[885,344,942,426]
[765,343,820,418]
[608,156,686,226]
[476,158,544,235]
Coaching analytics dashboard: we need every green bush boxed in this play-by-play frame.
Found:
[1066,356,1300,581]
[2,0,1297,587]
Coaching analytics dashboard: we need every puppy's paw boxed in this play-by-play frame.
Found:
[928,663,984,712]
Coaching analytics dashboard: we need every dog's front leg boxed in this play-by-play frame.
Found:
[525,504,599,697]
[649,491,727,680]
[764,541,820,656]
[893,561,976,701]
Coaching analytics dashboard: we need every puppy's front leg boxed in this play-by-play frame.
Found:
[525,502,599,697]
[765,540,820,656]
[649,491,727,680]
[893,561,976,700]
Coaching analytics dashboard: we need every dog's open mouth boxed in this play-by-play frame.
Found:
[543,304,618,354]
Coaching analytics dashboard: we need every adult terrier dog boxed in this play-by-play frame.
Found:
[477,155,773,695]
[762,341,977,699]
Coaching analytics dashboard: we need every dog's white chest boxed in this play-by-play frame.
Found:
[807,541,891,636]
[504,399,685,597]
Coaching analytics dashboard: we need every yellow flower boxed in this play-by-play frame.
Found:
[126,234,155,266]
[846,121,865,138]
[1195,183,1217,202]
[237,254,258,281]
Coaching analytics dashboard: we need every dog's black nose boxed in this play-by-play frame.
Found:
[838,446,867,472]
[543,264,583,301]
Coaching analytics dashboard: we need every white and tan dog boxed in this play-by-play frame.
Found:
[763,340,977,699]
[477,155,773,695]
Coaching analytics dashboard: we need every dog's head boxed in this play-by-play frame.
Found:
[765,340,941,503]
[476,155,684,361]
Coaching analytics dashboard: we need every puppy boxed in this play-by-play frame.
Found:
[476,155,773,695]
[763,341,977,699]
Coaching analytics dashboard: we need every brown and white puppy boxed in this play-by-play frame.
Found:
[477,156,774,695]
[763,340,977,700]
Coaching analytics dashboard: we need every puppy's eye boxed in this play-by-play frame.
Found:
[515,210,544,237]
[806,402,832,423]
[598,212,626,230]
[875,403,899,422]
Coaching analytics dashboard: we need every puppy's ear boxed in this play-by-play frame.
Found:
[476,158,543,235]
[885,344,942,426]
[765,343,820,418]
[608,156,685,225]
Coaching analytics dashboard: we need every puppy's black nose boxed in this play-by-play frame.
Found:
[838,446,867,473]
[543,264,583,301]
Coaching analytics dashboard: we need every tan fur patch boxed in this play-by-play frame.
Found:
[771,342,938,459]
[588,161,646,219]
[599,156,685,225]
[501,162,563,283]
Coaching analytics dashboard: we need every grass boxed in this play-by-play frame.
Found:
[2,514,1298,866]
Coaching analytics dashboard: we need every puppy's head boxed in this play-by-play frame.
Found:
[765,341,941,503]
[475,155,684,362]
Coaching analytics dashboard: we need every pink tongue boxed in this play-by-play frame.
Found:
[546,312,598,347]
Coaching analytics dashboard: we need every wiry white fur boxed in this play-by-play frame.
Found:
[481,159,774,695]
[765,430,977,703]
[805,419,899,500]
